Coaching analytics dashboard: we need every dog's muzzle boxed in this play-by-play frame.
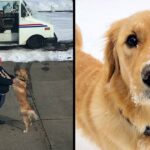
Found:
[15,74,26,82]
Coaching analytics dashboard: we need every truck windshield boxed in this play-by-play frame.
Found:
[21,3,27,17]
[23,0,32,15]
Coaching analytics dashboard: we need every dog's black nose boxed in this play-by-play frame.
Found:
[144,126,150,136]
[142,65,150,87]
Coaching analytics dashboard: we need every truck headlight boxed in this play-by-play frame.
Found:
[44,27,50,30]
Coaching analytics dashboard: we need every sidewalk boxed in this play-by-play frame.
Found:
[0,61,73,150]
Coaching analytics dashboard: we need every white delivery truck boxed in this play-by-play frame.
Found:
[0,0,57,48]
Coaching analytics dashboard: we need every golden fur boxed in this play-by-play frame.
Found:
[76,11,150,150]
[13,69,38,133]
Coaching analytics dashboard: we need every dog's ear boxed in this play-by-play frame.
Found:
[76,25,83,51]
[21,69,28,81]
[104,19,125,82]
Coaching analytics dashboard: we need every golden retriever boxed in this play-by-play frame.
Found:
[76,11,150,150]
[13,69,38,133]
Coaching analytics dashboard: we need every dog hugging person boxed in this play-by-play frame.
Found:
[0,59,38,133]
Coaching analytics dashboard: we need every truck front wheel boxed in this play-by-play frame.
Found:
[26,35,46,49]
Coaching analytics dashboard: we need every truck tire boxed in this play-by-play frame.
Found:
[26,35,46,49]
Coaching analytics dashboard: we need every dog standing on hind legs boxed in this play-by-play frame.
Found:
[13,69,38,133]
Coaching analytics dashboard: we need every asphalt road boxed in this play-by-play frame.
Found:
[0,61,73,150]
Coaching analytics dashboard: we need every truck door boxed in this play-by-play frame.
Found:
[0,1,19,43]
[19,1,31,45]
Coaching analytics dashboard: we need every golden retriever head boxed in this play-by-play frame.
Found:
[15,69,28,82]
[104,11,150,104]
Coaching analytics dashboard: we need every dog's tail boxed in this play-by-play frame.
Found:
[76,25,83,51]
[22,109,39,120]
[28,110,38,120]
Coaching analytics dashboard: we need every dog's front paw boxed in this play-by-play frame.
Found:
[137,136,150,150]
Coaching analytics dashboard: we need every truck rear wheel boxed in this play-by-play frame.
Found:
[26,35,46,49]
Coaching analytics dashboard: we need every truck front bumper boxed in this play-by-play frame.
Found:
[46,33,58,44]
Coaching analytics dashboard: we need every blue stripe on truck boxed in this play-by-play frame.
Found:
[19,25,48,28]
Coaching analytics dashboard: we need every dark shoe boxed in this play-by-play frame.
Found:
[0,120,5,124]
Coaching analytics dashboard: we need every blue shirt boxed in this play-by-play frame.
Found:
[0,66,14,94]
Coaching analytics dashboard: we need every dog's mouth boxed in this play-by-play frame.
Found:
[130,88,150,105]
[15,74,26,82]
[18,77,26,82]
[19,78,26,82]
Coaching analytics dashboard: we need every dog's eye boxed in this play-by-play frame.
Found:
[126,34,138,48]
